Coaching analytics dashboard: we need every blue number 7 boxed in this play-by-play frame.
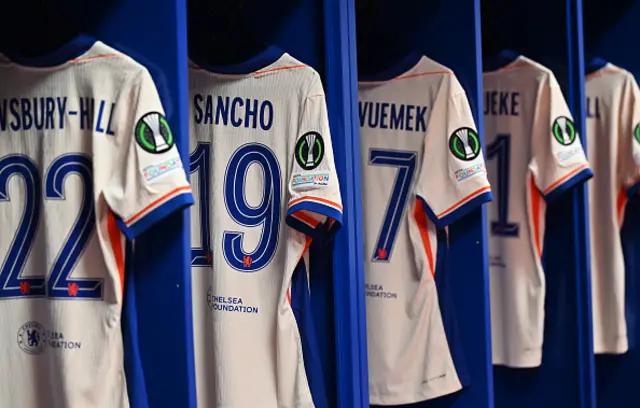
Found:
[368,149,418,262]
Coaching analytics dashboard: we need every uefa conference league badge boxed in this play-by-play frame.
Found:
[295,131,325,170]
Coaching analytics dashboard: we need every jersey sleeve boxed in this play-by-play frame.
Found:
[415,74,492,229]
[104,69,194,240]
[530,73,592,201]
[620,76,640,195]
[286,74,343,239]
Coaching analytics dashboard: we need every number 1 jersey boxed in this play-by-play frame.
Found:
[483,55,592,367]
[359,54,492,405]
[0,39,193,408]
[189,49,343,408]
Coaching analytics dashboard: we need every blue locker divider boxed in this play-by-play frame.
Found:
[92,1,197,407]
[357,1,494,407]
[584,0,640,406]
[482,1,596,407]
[323,0,371,407]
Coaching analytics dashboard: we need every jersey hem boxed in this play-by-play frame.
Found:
[492,353,542,368]
[420,190,493,228]
[369,379,463,406]
[594,340,629,355]
[117,192,194,239]
[543,167,593,202]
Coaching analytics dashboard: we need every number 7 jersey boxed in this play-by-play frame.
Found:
[188,48,342,408]
[359,53,492,405]
[483,55,592,367]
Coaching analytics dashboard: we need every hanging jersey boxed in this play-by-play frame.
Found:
[585,63,640,354]
[483,56,592,367]
[0,38,194,408]
[359,54,492,405]
[188,48,342,408]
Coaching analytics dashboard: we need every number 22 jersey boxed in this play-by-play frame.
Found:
[0,38,193,408]
[189,48,343,408]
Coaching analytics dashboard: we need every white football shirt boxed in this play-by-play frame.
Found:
[189,49,342,408]
[585,63,640,354]
[359,54,492,405]
[0,38,193,408]
[483,56,592,367]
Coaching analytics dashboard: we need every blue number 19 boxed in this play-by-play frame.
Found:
[487,134,519,237]
[189,143,282,272]
[368,149,418,262]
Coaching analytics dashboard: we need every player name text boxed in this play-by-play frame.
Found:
[193,94,274,130]
[359,101,428,132]
[0,97,116,134]
[484,90,520,116]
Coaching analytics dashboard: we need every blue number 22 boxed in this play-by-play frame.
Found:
[0,154,101,300]
[368,149,418,262]
[487,134,519,237]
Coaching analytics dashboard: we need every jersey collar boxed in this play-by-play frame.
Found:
[359,51,423,82]
[2,34,96,68]
[191,45,285,75]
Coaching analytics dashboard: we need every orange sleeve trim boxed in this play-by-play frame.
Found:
[291,211,320,228]
[529,175,543,258]
[617,187,628,227]
[107,211,125,295]
[542,164,589,195]
[288,196,343,211]
[415,200,435,277]
[254,64,308,75]
[125,185,192,226]
[437,186,492,218]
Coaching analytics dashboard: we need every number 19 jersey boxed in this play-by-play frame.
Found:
[359,54,492,405]
[483,55,592,367]
[189,49,343,408]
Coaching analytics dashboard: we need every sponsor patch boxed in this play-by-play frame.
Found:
[454,162,486,182]
[142,156,183,182]
[291,172,330,188]
[556,145,582,162]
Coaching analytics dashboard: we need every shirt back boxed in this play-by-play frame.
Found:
[359,54,492,405]
[0,39,193,408]
[585,63,640,354]
[483,56,592,367]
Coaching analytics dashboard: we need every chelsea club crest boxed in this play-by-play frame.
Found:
[17,321,46,355]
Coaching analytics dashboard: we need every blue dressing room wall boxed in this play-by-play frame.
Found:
[1,0,640,407]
